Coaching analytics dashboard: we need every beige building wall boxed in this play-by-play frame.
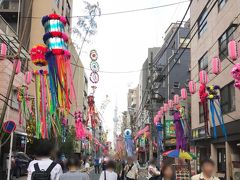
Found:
[190,0,240,129]
[190,1,240,178]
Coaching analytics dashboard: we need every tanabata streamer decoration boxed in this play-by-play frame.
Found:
[42,13,76,111]
[124,129,134,157]
[75,111,85,140]
[30,45,48,66]
[61,117,68,142]
[17,86,33,126]
[207,85,227,139]
[173,107,188,151]
[156,123,164,152]
[87,95,97,128]
[231,63,240,89]
[199,83,209,135]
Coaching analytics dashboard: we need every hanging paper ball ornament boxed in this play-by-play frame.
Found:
[181,88,187,100]
[174,94,180,105]
[212,57,222,75]
[168,100,174,109]
[188,80,196,94]
[228,40,238,61]
[199,70,208,84]
[15,60,21,74]
[25,71,32,85]
[0,43,7,60]
[30,45,48,66]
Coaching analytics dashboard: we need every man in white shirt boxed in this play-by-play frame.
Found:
[27,140,63,180]
[191,159,220,180]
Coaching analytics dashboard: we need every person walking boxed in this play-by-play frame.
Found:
[59,155,89,180]
[191,159,220,180]
[160,164,175,180]
[124,157,138,180]
[99,159,118,180]
[94,157,100,174]
[27,139,63,180]
[148,159,161,180]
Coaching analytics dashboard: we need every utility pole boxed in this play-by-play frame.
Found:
[148,51,154,160]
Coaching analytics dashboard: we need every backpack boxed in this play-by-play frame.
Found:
[31,162,57,180]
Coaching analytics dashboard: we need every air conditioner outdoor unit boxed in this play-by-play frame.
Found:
[233,161,240,180]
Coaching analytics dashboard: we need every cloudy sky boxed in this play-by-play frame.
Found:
[72,0,190,142]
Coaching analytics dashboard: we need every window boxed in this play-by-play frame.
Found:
[199,103,204,123]
[11,88,18,110]
[198,52,208,71]
[219,24,237,60]
[220,82,235,114]
[218,0,227,10]
[55,0,60,8]
[217,148,226,173]
[179,37,190,48]
[198,8,207,37]
[173,82,180,89]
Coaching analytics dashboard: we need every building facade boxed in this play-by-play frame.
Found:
[190,0,240,179]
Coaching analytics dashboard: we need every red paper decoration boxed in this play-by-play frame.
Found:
[25,71,32,85]
[30,45,48,66]
[15,60,21,74]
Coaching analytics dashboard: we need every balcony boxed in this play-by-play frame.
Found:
[0,15,29,60]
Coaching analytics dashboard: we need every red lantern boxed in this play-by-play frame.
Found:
[174,94,180,105]
[30,44,48,66]
[181,88,187,100]
[25,71,32,85]
[0,43,7,60]
[15,60,21,74]
[188,80,196,94]
[199,70,208,84]
[228,40,237,61]
[163,103,168,112]
[212,57,222,75]
[168,100,173,109]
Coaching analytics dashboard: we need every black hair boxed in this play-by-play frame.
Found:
[106,160,116,170]
[67,155,80,167]
[34,139,54,157]
[201,159,215,167]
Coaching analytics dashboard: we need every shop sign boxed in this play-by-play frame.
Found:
[164,119,176,139]
[192,126,206,140]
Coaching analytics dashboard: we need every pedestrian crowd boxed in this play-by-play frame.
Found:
[24,139,221,180]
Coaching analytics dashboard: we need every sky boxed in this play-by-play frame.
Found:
[72,0,190,142]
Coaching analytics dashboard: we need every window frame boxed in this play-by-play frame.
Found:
[173,82,180,89]
[220,82,236,114]
[198,52,208,71]
[11,88,18,110]
[217,148,226,173]
[198,8,208,38]
[218,0,227,10]
[199,102,205,124]
[218,24,237,60]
